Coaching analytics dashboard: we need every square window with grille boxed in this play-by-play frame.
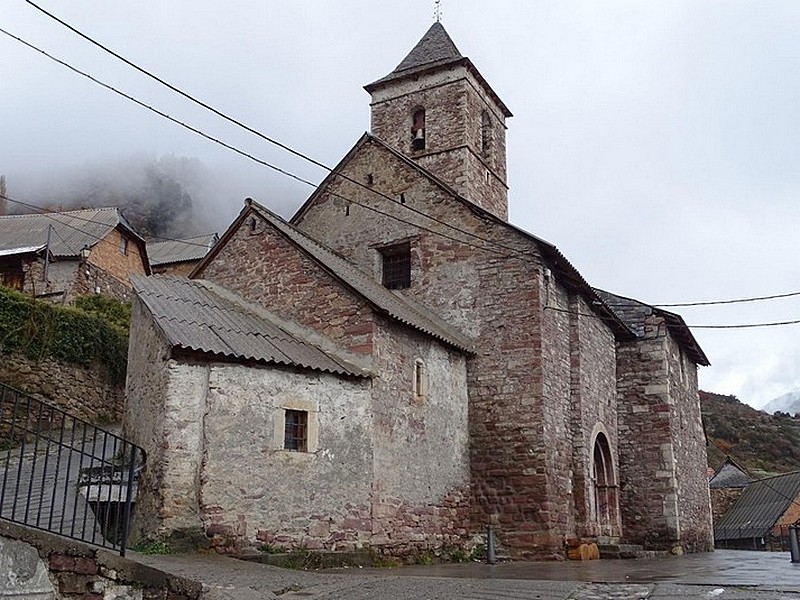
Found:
[284,409,308,452]
[380,242,411,290]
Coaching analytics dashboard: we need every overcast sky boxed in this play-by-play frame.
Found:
[2,1,799,409]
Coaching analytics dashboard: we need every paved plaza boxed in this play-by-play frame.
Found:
[133,549,800,599]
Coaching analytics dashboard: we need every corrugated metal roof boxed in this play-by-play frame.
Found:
[0,245,45,258]
[131,275,368,378]
[249,201,475,354]
[148,233,218,267]
[0,208,127,258]
[714,470,800,540]
[710,456,754,489]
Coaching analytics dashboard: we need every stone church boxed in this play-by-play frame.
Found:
[124,22,713,558]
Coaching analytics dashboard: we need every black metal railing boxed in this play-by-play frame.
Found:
[0,381,144,556]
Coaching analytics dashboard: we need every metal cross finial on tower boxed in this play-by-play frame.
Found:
[434,0,442,22]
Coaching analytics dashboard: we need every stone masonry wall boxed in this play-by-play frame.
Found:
[710,487,744,524]
[196,211,375,357]
[198,362,373,554]
[0,352,123,423]
[86,229,147,284]
[564,293,620,538]
[369,65,508,220]
[616,315,676,549]
[0,521,205,600]
[123,297,174,541]
[23,257,134,304]
[368,315,471,556]
[292,139,620,558]
[616,314,713,552]
[665,333,713,552]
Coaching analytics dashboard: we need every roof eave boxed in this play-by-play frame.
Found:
[364,57,512,118]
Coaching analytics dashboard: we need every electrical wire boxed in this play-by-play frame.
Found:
[0,26,527,261]
[18,2,533,259]
[544,305,800,330]
[0,193,212,251]
[652,291,800,308]
[5,17,799,322]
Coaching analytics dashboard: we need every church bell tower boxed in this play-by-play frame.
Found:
[364,22,513,221]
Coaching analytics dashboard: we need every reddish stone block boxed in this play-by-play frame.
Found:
[48,553,75,571]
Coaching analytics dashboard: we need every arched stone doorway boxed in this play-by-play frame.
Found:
[591,432,621,537]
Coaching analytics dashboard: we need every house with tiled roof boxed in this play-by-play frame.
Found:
[0,207,149,303]
[125,22,712,559]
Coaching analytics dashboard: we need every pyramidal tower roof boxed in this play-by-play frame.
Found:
[393,21,462,73]
[365,22,511,117]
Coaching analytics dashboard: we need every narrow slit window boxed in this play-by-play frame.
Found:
[118,236,128,256]
[380,242,411,290]
[414,359,427,399]
[284,409,308,452]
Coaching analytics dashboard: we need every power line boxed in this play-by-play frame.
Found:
[6,16,798,318]
[0,26,527,261]
[545,305,800,330]
[0,193,212,251]
[691,319,800,330]
[20,1,532,259]
[652,290,800,307]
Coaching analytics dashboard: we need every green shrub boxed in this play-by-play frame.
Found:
[0,286,128,384]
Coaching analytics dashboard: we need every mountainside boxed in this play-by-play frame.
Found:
[762,390,800,416]
[701,390,800,477]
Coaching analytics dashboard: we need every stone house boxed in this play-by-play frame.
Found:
[125,22,713,558]
[0,207,149,303]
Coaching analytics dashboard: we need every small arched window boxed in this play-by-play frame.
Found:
[411,109,426,150]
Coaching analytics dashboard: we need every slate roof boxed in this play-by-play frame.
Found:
[245,200,475,354]
[714,470,800,540]
[365,23,512,117]
[594,289,709,366]
[391,22,462,74]
[0,208,143,258]
[148,233,218,267]
[709,456,754,489]
[131,275,368,378]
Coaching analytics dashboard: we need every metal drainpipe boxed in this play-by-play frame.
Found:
[487,525,496,564]
[789,525,800,563]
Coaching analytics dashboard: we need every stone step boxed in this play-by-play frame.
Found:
[597,543,645,559]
